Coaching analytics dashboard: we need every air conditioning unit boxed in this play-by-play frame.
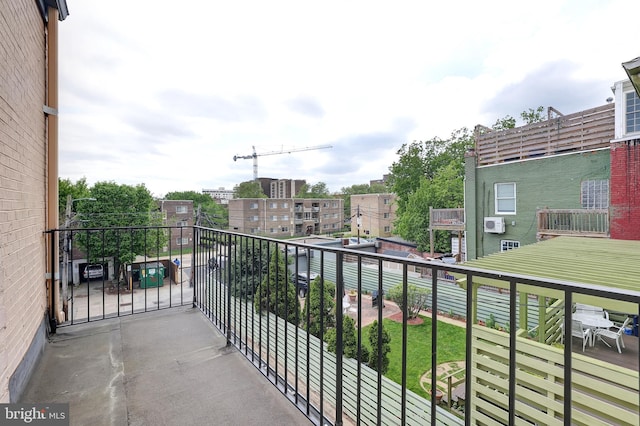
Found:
[484,217,505,234]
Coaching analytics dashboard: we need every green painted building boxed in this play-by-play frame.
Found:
[464,104,615,260]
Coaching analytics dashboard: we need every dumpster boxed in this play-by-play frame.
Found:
[139,262,165,288]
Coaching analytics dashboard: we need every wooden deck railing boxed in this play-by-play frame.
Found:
[537,208,609,239]
[429,207,465,231]
[475,104,614,166]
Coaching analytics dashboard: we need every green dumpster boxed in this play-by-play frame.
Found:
[139,262,165,288]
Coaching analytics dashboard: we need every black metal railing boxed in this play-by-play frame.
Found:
[45,225,640,425]
[48,226,194,326]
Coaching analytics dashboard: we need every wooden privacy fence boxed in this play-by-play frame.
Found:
[475,104,614,166]
[472,326,639,425]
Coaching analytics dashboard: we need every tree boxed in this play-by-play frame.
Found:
[296,182,331,198]
[75,181,166,285]
[325,315,358,358]
[58,177,90,222]
[521,106,545,124]
[301,276,335,338]
[229,237,270,299]
[253,248,298,323]
[367,320,390,374]
[395,163,464,252]
[234,181,267,198]
[387,283,430,319]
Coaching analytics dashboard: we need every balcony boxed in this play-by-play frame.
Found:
[26,226,640,425]
[537,208,609,239]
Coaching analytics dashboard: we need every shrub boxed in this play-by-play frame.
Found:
[387,283,430,319]
[367,320,391,374]
[301,276,335,338]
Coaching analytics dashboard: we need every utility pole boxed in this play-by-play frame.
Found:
[356,205,361,244]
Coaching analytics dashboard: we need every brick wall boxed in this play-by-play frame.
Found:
[610,139,640,240]
[0,1,48,402]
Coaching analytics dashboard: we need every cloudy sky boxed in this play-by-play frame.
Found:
[58,0,639,197]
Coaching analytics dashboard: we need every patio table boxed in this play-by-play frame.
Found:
[572,313,613,346]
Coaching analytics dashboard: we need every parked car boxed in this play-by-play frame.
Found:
[83,264,104,280]
[291,272,318,297]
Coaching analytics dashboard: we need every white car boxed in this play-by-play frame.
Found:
[83,264,104,280]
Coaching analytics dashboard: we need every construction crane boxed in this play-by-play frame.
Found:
[233,144,332,180]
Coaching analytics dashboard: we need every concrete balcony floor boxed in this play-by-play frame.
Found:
[20,306,310,426]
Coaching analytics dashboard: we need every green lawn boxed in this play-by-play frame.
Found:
[362,316,466,399]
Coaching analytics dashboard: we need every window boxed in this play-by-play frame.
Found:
[383,212,390,219]
[332,202,338,208]
[581,180,609,209]
[249,202,258,209]
[176,220,187,227]
[323,224,329,229]
[176,205,187,214]
[384,226,391,232]
[269,228,278,233]
[281,226,289,232]
[626,91,640,134]
[250,215,259,222]
[323,202,329,208]
[383,198,390,205]
[269,202,277,209]
[281,215,289,220]
[495,183,516,214]
[282,202,288,208]
[270,215,278,221]
[501,240,520,252]
[249,228,259,234]
[176,237,189,245]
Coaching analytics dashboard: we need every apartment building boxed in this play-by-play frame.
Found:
[350,193,397,237]
[158,200,194,249]
[202,187,234,204]
[255,178,306,199]
[228,198,343,237]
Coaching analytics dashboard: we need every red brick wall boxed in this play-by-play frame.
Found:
[610,139,640,240]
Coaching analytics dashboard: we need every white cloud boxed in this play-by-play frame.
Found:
[58,0,640,197]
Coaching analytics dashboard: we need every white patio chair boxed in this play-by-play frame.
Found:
[561,320,591,352]
[595,317,632,353]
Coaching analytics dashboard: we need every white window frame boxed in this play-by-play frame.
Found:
[501,240,520,252]
[176,220,187,227]
[176,237,189,245]
[384,225,390,232]
[581,179,609,209]
[269,202,277,209]
[270,215,278,221]
[282,202,288,208]
[383,198,390,205]
[176,205,188,214]
[625,91,640,135]
[495,183,516,215]
[383,212,390,219]
[281,226,289,232]
[249,202,258,209]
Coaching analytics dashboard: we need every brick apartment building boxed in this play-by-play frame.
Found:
[158,199,194,249]
[350,193,397,237]
[228,198,344,237]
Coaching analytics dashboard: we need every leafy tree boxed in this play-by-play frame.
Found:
[491,115,516,131]
[164,190,228,228]
[254,248,298,323]
[521,106,545,124]
[229,237,270,299]
[75,181,166,284]
[296,182,331,198]
[58,177,90,222]
[388,128,473,217]
[397,163,464,252]
[325,315,358,358]
[301,276,335,338]
[387,283,430,319]
[234,181,267,198]
[367,320,391,374]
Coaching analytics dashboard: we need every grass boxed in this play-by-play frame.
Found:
[361,316,466,399]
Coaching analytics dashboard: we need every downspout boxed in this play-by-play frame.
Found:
[46,6,62,326]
